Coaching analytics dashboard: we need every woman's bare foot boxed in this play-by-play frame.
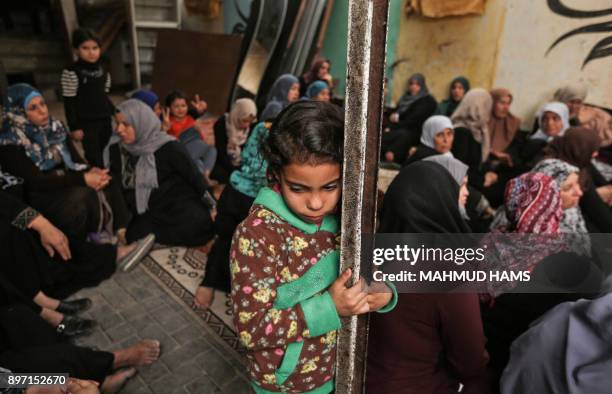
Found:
[100,368,136,394]
[116,243,136,261]
[193,286,215,309]
[113,340,161,368]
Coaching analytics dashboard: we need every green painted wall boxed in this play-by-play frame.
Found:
[320,0,402,102]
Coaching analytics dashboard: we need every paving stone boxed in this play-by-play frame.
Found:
[150,374,186,394]
[139,360,170,384]
[171,325,207,346]
[221,377,251,394]
[154,311,190,334]
[122,374,147,392]
[194,349,240,389]
[185,375,222,394]
[74,327,110,350]
[162,340,210,372]
[104,322,138,342]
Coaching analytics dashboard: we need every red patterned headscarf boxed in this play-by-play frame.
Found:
[504,172,562,234]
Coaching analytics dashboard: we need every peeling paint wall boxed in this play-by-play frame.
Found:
[391,0,611,126]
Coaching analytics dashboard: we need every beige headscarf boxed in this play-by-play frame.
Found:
[225,98,257,166]
[553,84,588,103]
[489,88,522,152]
[451,88,493,162]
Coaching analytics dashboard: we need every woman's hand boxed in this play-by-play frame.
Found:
[389,113,399,123]
[329,268,369,317]
[597,185,612,205]
[484,171,498,188]
[70,129,84,142]
[84,168,111,191]
[490,150,513,167]
[191,94,208,115]
[28,215,71,260]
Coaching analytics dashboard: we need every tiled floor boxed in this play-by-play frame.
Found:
[71,265,250,394]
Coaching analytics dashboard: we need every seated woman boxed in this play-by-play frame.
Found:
[450,88,497,192]
[521,102,569,169]
[436,76,470,117]
[544,127,612,232]
[298,58,334,97]
[0,185,154,337]
[0,84,129,241]
[404,115,454,166]
[304,81,331,102]
[501,277,612,394]
[367,161,489,394]
[108,99,214,246]
[554,84,612,148]
[194,120,272,308]
[484,88,525,207]
[482,170,601,390]
[211,98,257,184]
[260,74,300,121]
[382,73,438,163]
[0,287,161,394]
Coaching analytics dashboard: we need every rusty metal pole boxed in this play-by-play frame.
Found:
[336,0,389,393]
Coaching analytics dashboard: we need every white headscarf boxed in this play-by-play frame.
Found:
[420,115,454,153]
[531,102,570,142]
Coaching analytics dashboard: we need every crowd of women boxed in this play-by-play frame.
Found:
[0,25,610,393]
[371,72,612,393]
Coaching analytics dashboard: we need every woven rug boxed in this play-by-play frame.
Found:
[140,246,245,355]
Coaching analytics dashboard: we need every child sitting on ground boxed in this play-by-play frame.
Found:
[230,101,397,394]
[162,90,208,138]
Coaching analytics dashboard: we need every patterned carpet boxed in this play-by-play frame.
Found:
[140,245,245,356]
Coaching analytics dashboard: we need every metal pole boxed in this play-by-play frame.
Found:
[336,0,389,393]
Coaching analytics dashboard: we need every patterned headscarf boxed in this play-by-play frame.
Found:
[504,172,563,234]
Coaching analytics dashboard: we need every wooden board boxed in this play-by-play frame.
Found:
[152,30,242,116]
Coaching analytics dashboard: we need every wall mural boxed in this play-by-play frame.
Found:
[546,0,612,68]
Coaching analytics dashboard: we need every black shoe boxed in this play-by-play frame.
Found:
[56,298,92,315]
[56,315,97,338]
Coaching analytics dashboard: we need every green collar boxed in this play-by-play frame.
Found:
[254,187,339,234]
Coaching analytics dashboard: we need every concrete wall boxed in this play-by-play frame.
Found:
[391,0,611,126]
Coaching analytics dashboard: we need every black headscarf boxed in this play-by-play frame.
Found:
[379,161,471,233]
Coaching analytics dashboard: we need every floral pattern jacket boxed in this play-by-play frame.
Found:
[230,187,396,394]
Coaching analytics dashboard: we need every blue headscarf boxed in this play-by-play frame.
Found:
[260,74,299,120]
[1,84,85,171]
[305,81,329,99]
[131,90,160,110]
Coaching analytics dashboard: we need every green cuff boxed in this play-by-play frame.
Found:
[376,281,398,314]
[300,291,342,337]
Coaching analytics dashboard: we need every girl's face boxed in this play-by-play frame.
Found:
[287,83,300,103]
[25,96,49,127]
[560,172,583,209]
[153,102,162,117]
[115,112,137,145]
[170,98,188,119]
[542,111,563,137]
[77,40,101,63]
[408,79,421,96]
[450,82,465,102]
[459,176,469,207]
[279,161,342,224]
[314,89,331,103]
[493,95,512,118]
[433,128,454,153]
[566,99,583,118]
[317,62,330,79]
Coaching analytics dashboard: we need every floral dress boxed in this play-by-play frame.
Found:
[230,187,396,394]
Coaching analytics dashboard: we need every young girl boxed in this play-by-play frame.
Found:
[162,90,208,138]
[61,28,116,168]
[230,101,397,394]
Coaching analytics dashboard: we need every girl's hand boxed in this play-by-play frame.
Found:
[28,215,72,260]
[389,113,399,123]
[366,281,393,311]
[322,73,333,87]
[71,129,84,142]
[329,268,369,317]
[191,94,208,114]
[162,107,171,131]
